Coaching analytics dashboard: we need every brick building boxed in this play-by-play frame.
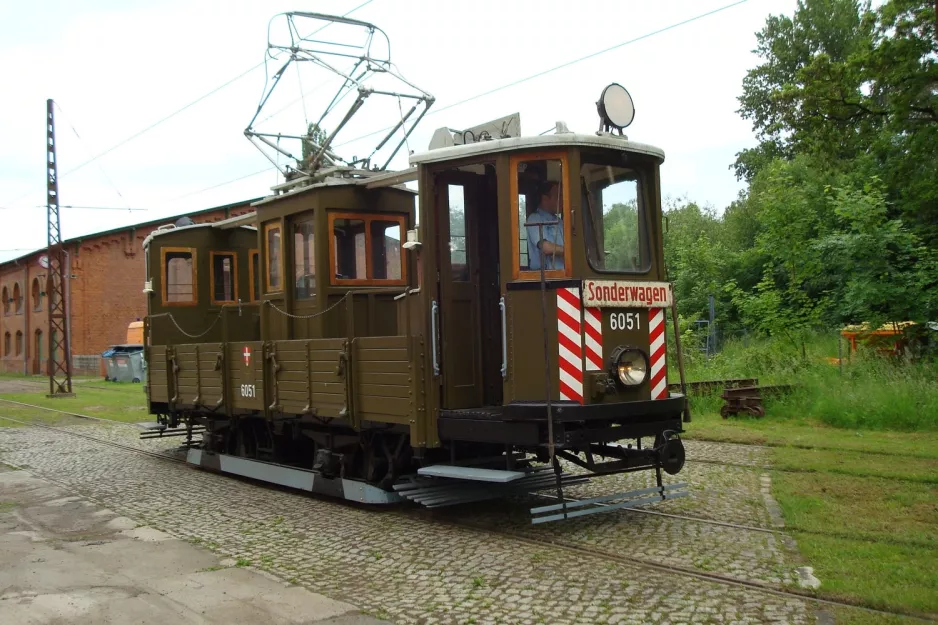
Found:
[0,198,259,375]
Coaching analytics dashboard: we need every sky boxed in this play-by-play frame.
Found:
[0,0,800,264]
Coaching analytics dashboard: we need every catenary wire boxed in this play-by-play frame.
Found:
[0,0,377,209]
[168,0,754,202]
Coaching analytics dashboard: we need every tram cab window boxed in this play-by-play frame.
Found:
[580,160,650,273]
[514,157,569,278]
[293,217,316,299]
[162,248,197,305]
[370,220,402,280]
[265,223,283,293]
[210,252,237,305]
[329,213,406,285]
[448,184,469,281]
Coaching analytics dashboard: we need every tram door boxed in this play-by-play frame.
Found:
[434,165,502,409]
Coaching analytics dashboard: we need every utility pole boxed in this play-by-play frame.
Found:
[46,99,73,397]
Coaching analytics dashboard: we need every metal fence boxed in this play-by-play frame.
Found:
[72,355,101,376]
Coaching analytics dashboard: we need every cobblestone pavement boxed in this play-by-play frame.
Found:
[0,423,816,625]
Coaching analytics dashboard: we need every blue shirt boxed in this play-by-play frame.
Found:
[526,208,564,270]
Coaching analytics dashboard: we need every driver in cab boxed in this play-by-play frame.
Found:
[526,180,564,270]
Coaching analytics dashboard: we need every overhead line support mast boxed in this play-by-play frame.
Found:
[46,99,74,397]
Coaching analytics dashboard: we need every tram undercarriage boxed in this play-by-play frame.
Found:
[146,404,688,523]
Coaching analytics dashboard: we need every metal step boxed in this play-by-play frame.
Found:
[417,465,527,483]
[394,466,590,508]
[530,482,689,524]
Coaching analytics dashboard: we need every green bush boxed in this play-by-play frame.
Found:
[682,332,938,432]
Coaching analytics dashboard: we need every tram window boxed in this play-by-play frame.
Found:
[210,252,237,305]
[293,218,316,299]
[333,218,366,280]
[329,212,407,285]
[248,250,260,302]
[162,248,197,305]
[580,161,649,273]
[448,185,469,281]
[370,220,402,280]
[514,157,568,277]
[265,223,283,292]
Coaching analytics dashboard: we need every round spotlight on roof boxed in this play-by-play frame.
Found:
[597,83,635,134]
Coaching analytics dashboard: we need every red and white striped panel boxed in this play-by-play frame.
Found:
[648,308,668,400]
[556,287,584,403]
[584,307,603,371]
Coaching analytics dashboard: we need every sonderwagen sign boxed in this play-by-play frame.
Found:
[582,280,673,308]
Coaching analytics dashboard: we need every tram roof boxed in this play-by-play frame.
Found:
[141,222,256,249]
[409,132,666,166]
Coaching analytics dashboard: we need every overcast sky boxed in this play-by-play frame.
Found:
[0,0,798,264]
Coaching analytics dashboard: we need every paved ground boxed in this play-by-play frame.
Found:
[0,421,821,624]
[0,465,389,624]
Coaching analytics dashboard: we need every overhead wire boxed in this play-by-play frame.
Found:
[53,102,131,210]
[333,0,753,149]
[0,205,148,211]
[0,0,377,209]
[168,0,754,201]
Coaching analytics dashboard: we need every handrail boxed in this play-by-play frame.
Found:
[499,297,508,378]
[430,300,440,376]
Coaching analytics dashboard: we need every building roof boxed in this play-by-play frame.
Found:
[408,132,666,166]
[0,196,263,268]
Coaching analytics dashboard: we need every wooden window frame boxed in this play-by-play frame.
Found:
[509,151,573,281]
[160,247,198,307]
[248,249,259,302]
[209,251,239,306]
[292,215,317,300]
[327,211,408,287]
[264,222,284,294]
[1,287,8,316]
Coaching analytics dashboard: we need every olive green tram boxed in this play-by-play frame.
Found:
[143,123,690,521]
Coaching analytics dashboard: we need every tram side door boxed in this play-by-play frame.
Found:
[434,174,483,409]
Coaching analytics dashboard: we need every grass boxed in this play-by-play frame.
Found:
[683,333,938,432]
[0,379,148,426]
[679,334,938,617]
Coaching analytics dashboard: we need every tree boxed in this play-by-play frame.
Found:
[734,0,938,246]
[299,123,329,172]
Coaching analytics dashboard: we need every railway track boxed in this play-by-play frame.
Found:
[0,397,933,546]
[0,402,934,622]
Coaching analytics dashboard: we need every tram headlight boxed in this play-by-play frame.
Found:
[609,346,648,387]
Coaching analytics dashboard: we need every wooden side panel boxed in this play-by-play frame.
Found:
[352,336,414,425]
[173,344,200,408]
[148,346,169,403]
[229,342,265,412]
[271,338,347,419]
[196,343,225,410]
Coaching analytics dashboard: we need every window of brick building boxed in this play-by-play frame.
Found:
[2,332,9,356]
[12,283,22,314]
[15,331,23,356]
[161,248,197,305]
[32,278,41,311]
[1,287,8,315]
[210,252,237,305]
